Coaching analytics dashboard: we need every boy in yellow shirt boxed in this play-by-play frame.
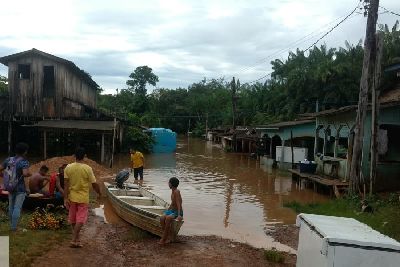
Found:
[64,147,101,248]
[130,148,144,180]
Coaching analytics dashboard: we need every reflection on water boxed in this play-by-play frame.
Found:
[105,137,327,249]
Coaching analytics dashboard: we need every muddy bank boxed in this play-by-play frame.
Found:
[29,156,113,178]
[32,212,296,267]
[268,225,299,250]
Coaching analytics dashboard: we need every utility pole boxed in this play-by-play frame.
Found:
[231,77,238,129]
[205,112,208,140]
[231,77,239,152]
[369,32,384,195]
[313,99,319,157]
[349,0,380,193]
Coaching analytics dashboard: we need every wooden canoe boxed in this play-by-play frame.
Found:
[104,182,184,241]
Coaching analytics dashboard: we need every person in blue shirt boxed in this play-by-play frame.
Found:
[0,143,31,231]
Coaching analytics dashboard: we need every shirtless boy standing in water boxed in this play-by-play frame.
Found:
[159,177,183,245]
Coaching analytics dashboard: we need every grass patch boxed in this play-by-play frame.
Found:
[121,226,153,241]
[0,207,69,267]
[284,193,400,241]
[264,249,285,263]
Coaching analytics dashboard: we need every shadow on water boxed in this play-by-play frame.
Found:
[99,136,327,249]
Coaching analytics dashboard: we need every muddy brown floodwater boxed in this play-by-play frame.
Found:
[101,136,327,250]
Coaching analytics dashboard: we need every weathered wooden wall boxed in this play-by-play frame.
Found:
[7,54,96,118]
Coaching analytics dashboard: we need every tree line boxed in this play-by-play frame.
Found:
[98,22,400,136]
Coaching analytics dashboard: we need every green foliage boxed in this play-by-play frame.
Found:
[264,248,285,263]
[0,75,8,97]
[123,126,154,153]
[126,113,140,125]
[127,66,159,96]
[140,113,160,127]
[0,202,7,223]
[284,194,400,241]
[379,20,400,66]
[96,23,400,135]
[0,211,70,267]
[0,201,8,212]
[192,121,205,137]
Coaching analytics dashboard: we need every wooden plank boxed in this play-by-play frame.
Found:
[43,130,47,159]
[288,169,349,187]
[333,185,341,198]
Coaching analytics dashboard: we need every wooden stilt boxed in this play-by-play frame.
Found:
[7,120,12,155]
[101,133,105,163]
[43,130,47,159]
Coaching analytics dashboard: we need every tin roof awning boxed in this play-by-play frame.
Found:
[26,120,118,131]
[255,119,315,130]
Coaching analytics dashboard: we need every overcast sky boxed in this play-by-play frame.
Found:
[0,0,398,94]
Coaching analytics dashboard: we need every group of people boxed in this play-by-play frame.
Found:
[0,143,182,247]
[29,164,67,198]
[0,143,101,248]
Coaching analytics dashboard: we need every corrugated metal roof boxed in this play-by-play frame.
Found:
[256,119,315,130]
[380,83,400,104]
[29,120,118,131]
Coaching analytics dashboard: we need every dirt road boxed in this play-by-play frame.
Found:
[31,213,296,267]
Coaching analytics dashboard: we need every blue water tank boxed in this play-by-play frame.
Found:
[149,128,177,153]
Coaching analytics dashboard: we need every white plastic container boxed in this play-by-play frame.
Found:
[296,213,400,267]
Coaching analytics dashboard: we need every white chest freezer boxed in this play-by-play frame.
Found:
[276,146,308,163]
[296,213,400,267]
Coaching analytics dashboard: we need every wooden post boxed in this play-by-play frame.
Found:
[101,133,105,163]
[231,77,238,130]
[313,100,320,158]
[369,32,384,195]
[346,125,355,182]
[205,112,208,140]
[270,137,273,158]
[119,126,123,148]
[110,117,117,168]
[7,120,12,155]
[323,126,330,156]
[334,125,343,158]
[349,0,380,193]
[249,140,252,154]
[314,127,319,157]
[280,138,285,166]
[291,131,294,168]
[43,131,47,159]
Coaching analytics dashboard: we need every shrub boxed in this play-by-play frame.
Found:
[123,126,154,153]
[264,248,285,263]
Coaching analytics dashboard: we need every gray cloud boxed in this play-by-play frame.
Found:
[0,0,398,93]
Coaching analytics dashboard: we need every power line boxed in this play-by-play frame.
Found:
[379,6,400,17]
[245,2,362,85]
[302,3,361,53]
[247,72,273,84]
[234,12,361,77]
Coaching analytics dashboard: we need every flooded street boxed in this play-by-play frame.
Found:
[106,137,328,249]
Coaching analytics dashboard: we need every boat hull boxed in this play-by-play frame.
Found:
[104,182,183,241]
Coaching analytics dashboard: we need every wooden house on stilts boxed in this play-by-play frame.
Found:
[0,48,121,163]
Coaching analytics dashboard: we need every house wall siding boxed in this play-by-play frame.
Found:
[7,54,96,118]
